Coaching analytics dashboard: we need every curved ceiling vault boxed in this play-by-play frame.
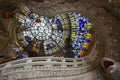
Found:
[23,0,120,61]
[0,0,120,80]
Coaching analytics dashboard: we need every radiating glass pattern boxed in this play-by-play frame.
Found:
[14,7,93,60]
[69,12,93,58]
[15,11,70,58]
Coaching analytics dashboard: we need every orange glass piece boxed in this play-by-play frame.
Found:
[35,18,41,23]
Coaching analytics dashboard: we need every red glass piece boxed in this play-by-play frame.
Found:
[35,18,41,23]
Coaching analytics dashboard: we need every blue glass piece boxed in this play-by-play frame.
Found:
[77,46,82,50]
[77,55,80,58]
[74,52,78,56]
[58,33,62,39]
[78,20,85,30]
[81,37,85,41]
[79,16,84,20]
[72,29,77,32]
[76,39,79,43]
[28,13,35,19]
[22,22,27,28]
[15,55,22,60]
[46,44,53,50]
[72,44,78,50]
[85,38,90,42]
[13,48,20,54]
[74,50,80,58]
[21,54,28,58]
[25,36,32,43]
[69,12,75,18]
[56,18,61,24]
[71,35,76,38]
[72,21,76,25]
[22,20,31,29]
[84,20,88,24]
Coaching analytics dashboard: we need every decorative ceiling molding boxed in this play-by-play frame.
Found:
[32,0,44,2]
[25,0,67,9]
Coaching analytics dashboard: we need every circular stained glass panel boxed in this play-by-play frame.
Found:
[21,12,70,55]
[16,10,93,59]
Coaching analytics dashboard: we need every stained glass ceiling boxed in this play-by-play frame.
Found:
[21,12,69,56]
[14,7,93,60]
[22,12,64,44]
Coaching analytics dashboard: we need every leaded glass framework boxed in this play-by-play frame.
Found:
[16,11,70,56]
[14,6,93,59]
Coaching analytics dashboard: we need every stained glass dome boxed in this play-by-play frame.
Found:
[14,8,93,60]
[21,12,70,56]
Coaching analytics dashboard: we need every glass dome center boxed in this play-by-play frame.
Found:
[30,17,53,40]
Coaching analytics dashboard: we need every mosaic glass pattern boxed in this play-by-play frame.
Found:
[13,42,28,60]
[15,6,93,59]
[20,12,70,56]
[69,12,93,58]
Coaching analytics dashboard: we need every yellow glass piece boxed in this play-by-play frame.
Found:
[15,41,20,47]
[86,33,92,39]
[86,23,93,28]
[68,13,71,15]
[12,56,15,59]
[72,24,77,28]
[72,32,77,35]
[21,6,30,16]
[83,43,89,48]
[71,19,74,22]
[79,51,84,56]
[15,13,25,23]
[24,51,27,55]
[19,47,23,51]
[71,38,75,42]
[70,17,76,21]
